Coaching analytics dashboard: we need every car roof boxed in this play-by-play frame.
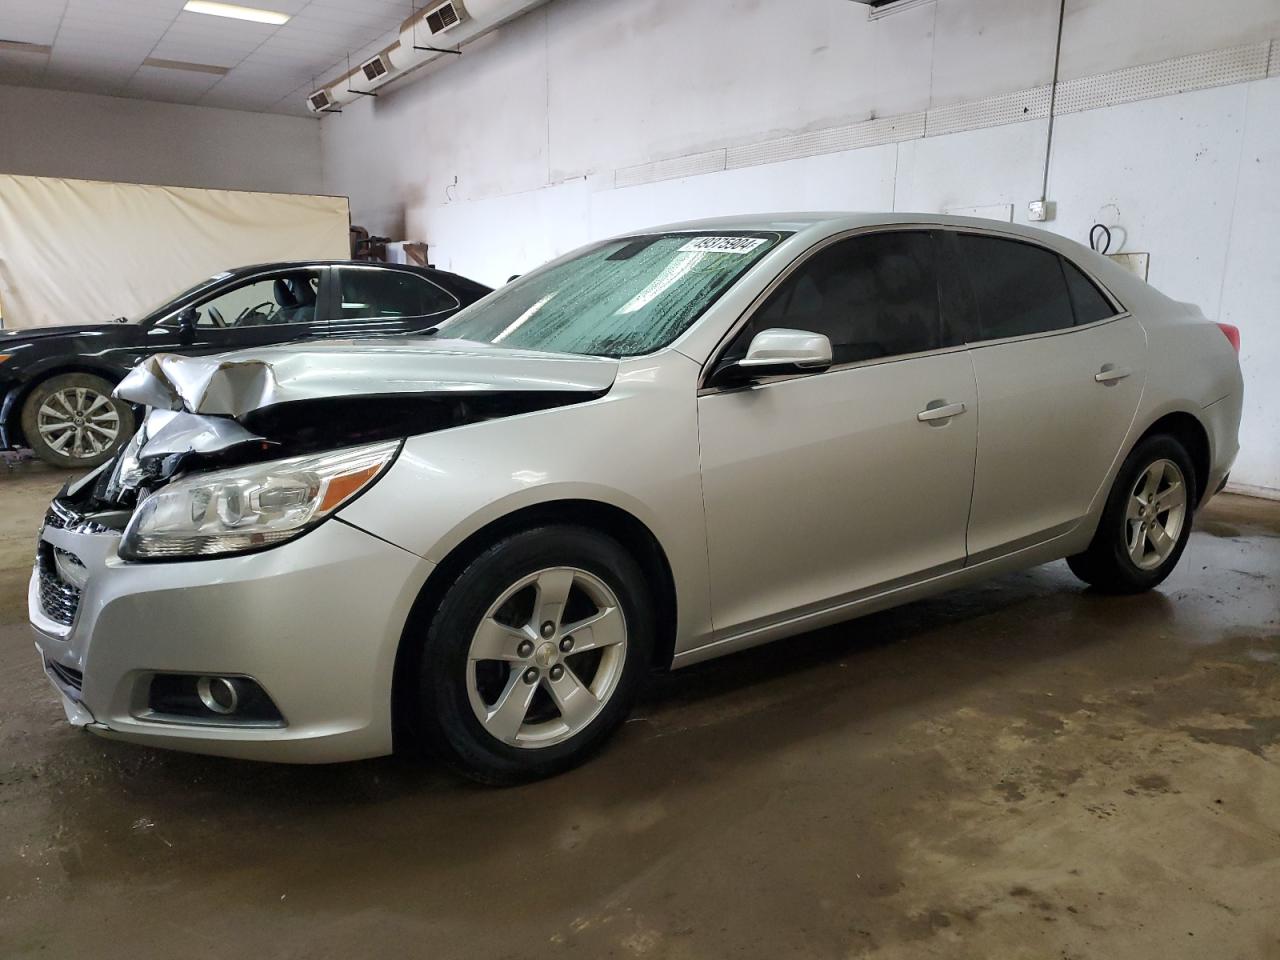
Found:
[222,260,445,276]
[634,211,1071,240]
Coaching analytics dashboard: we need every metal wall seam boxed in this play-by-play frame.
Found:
[609,38,1280,190]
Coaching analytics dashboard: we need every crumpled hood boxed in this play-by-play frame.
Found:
[114,337,620,418]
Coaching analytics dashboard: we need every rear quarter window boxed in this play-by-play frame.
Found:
[1062,259,1117,325]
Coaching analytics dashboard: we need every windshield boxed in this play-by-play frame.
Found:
[433,231,789,357]
[131,272,233,323]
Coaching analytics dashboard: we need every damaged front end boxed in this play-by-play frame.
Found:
[51,339,619,540]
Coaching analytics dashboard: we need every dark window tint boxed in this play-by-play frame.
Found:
[955,235,1074,340]
[728,231,942,365]
[1062,258,1116,325]
[339,269,455,319]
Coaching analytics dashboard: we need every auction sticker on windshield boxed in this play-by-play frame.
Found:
[678,236,769,255]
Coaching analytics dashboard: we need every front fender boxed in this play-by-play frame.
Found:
[335,352,715,648]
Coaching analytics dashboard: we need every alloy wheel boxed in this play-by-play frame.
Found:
[36,387,121,461]
[1125,458,1187,570]
[466,566,628,749]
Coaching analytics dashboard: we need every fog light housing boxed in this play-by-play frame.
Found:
[146,674,284,726]
[197,676,239,714]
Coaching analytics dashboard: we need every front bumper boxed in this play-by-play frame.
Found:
[31,516,434,763]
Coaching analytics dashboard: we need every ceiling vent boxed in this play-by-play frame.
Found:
[308,0,540,114]
[847,0,934,17]
[306,88,336,113]
[360,53,391,84]
[424,1,467,35]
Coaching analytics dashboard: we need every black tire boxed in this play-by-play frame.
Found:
[412,525,654,785]
[20,372,135,469]
[1067,434,1197,594]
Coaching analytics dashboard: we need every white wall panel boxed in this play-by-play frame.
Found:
[1060,0,1280,82]
[1218,78,1280,495]
[929,0,1060,107]
[544,0,936,182]
[592,144,898,242]
[894,119,1049,223]
[1046,84,1247,317]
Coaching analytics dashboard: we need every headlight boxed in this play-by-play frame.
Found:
[119,440,400,561]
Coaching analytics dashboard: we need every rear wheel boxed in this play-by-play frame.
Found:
[1067,434,1196,593]
[413,526,653,784]
[20,372,134,469]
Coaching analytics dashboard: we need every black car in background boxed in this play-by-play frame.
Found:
[0,260,492,467]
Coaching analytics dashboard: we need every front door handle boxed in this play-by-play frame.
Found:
[1095,365,1132,383]
[917,401,967,423]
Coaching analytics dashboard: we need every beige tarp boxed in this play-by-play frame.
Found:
[0,175,350,329]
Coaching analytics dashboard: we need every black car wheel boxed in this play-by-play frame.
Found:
[20,372,135,469]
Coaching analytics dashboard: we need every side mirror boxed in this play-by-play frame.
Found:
[712,328,833,387]
[176,307,198,342]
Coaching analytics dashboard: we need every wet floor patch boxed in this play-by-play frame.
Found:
[0,490,1277,958]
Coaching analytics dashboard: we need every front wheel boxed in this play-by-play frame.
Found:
[413,526,654,785]
[20,372,135,469]
[1067,434,1196,593]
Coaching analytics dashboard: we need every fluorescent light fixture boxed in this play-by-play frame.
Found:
[0,39,53,55]
[144,57,230,75]
[182,1,290,25]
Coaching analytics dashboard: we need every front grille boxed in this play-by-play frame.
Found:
[47,659,84,694]
[43,501,71,530]
[36,543,82,627]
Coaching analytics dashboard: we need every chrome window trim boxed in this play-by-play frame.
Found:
[698,222,1129,394]
[336,263,461,319]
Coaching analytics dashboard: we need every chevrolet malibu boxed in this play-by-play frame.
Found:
[30,214,1243,784]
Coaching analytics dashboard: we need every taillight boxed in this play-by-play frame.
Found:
[1217,323,1241,353]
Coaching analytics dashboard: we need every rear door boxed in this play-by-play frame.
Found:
[328,265,460,339]
[947,231,1146,559]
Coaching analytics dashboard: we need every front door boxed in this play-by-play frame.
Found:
[144,267,329,355]
[698,230,979,634]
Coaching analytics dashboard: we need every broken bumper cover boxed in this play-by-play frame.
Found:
[30,517,434,763]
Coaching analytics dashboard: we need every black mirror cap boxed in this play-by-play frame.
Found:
[708,357,831,388]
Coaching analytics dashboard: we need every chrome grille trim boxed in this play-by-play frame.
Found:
[36,542,81,627]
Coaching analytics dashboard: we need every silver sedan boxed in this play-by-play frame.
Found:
[30,213,1243,783]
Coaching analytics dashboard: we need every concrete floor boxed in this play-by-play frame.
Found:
[0,462,1277,960]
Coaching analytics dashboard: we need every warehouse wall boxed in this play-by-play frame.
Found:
[321,0,1280,494]
[0,84,324,196]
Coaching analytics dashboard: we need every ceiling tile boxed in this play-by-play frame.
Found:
[1,0,431,113]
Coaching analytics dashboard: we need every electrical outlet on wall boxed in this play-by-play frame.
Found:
[1028,200,1055,222]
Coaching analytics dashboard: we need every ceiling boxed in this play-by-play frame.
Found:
[0,0,416,116]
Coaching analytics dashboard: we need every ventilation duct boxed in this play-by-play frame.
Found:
[310,0,547,111]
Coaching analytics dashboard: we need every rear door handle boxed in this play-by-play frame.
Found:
[917,401,967,422]
[1095,365,1132,383]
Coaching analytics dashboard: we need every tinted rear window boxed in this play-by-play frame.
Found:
[956,234,1074,340]
[340,269,455,318]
